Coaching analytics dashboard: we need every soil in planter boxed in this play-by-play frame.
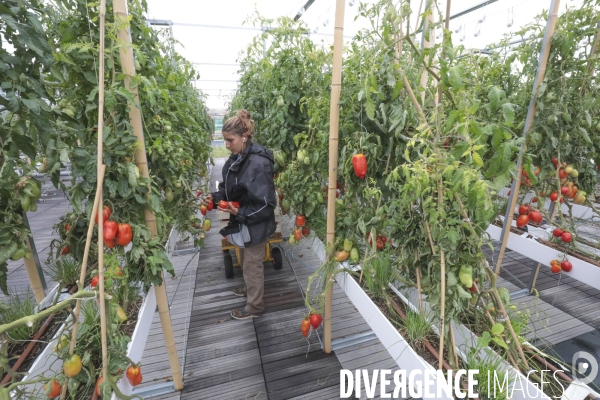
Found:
[3,309,70,381]
[351,275,454,371]
[118,295,143,338]
[537,237,600,266]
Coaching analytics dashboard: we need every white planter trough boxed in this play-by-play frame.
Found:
[499,187,600,222]
[16,285,156,399]
[391,283,600,400]
[310,237,452,399]
[112,285,157,399]
[486,223,600,291]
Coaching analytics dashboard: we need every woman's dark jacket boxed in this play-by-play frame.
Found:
[210,142,277,246]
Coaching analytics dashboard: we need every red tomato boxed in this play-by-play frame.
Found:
[551,264,561,273]
[218,200,229,209]
[560,261,572,272]
[516,215,529,228]
[309,313,323,329]
[196,190,203,197]
[295,215,306,227]
[518,205,530,215]
[64,223,71,232]
[558,168,569,179]
[561,186,569,195]
[115,223,133,246]
[561,232,572,243]
[96,377,103,396]
[552,228,563,237]
[231,201,240,208]
[45,379,62,398]
[352,154,368,179]
[376,239,384,251]
[105,238,116,248]
[301,226,310,236]
[301,318,310,332]
[294,229,302,241]
[95,205,111,224]
[529,210,543,224]
[91,275,100,289]
[207,200,214,211]
[103,220,118,242]
[126,365,143,387]
[469,285,477,293]
[550,192,559,202]
[200,205,207,216]
[532,197,538,203]
[61,246,70,255]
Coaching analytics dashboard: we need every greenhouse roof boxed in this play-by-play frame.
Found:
[144,0,589,110]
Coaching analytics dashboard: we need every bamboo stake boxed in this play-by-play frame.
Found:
[23,238,45,303]
[60,167,105,400]
[485,269,529,369]
[419,0,434,105]
[448,322,459,368]
[113,0,183,388]
[323,0,346,354]
[413,0,425,33]
[95,0,109,386]
[580,23,600,95]
[495,0,561,275]
[438,249,446,369]
[437,0,452,105]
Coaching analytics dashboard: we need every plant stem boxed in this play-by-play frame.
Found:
[438,250,446,370]
[485,269,530,369]
[0,291,96,335]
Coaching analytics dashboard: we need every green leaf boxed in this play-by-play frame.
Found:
[487,86,504,111]
[365,100,376,121]
[126,163,138,188]
[472,152,484,167]
[447,271,458,286]
[491,323,504,335]
[501,103,515,125]
[0,242,18,265]
[491,336,509,349]
[478,331,491,348]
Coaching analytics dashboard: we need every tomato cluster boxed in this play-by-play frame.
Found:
[95,205,133,248]
[301,313,323,337]
[550,259,572,273]
[515,204,543,227]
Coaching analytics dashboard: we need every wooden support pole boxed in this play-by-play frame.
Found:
[323,0,346,354]
[419,0,434,105]
[23,237,45,303]
[96,0,109,386]
[495,0,560,275]
[60,167,105,400]
[113,0,183,389]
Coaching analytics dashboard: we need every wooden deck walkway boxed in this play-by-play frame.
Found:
[485,245,599,348]
[7,158,600,399]
[1,177,71,302]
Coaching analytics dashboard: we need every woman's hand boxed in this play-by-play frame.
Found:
[201,194,212,205]
[218,202,239,216]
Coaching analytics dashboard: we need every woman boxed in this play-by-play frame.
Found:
[204,110,276,320]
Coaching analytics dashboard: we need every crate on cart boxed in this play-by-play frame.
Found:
[217,195,283,278]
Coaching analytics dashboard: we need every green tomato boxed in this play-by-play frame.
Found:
[343,239,353,252]
[459,265,473,288]
[21,196,30,212]
[29,184,41,200]
[10,248,27,261]
[277,96,284,107]
[29,202,38,212]
[303,156,311,165]
[316,193,324,203]
[297,150,306,163]
[165,189,174,203]
[350,248,359,263]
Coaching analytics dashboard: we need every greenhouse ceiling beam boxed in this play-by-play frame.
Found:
[294,0,318,21]
[416,0,500,34]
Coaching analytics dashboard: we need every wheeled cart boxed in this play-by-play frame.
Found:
[217,199,283,279]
